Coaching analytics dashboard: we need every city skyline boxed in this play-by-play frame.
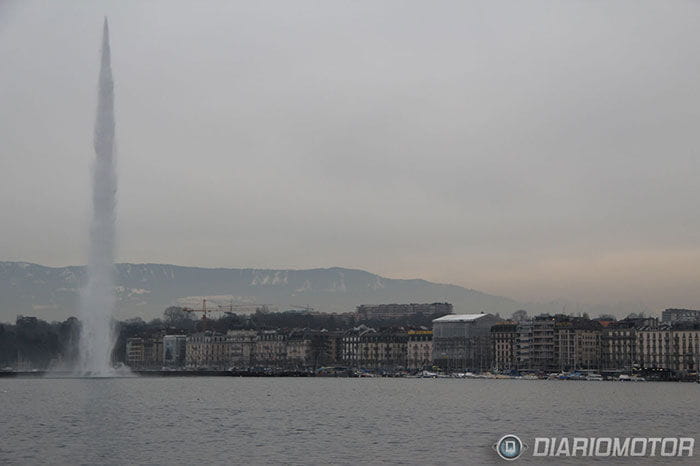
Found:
[1,0,699,311]
[2,3,697,465]
[4,304,700,381]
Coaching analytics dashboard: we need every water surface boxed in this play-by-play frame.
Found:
[1,378,697,464]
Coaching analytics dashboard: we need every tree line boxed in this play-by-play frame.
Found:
[0,307,449,370]
[1,307,630,370]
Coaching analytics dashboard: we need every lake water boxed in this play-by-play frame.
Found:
[1,378,698,464]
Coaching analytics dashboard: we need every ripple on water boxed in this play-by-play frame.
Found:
[0,378,698,464]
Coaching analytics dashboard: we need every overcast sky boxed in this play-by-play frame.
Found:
[1,0,698,310]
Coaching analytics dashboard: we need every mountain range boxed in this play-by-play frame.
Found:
[0,261,523,322]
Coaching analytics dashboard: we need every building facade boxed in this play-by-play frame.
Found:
[672,327,700,372]
[407,331,433,370]
[530,316,557,372]
[286,330,313,369]
[602,320,639,371]
[358,330,408,370]
[491,323,518,372]
[254,331,287,368]
[162,334,187,368]
[516,320,533,371]
[356,303,452,321]
[226,330,257,368]
[126,338,147,369]
[637,324,700,372]
[186,332,229,369]
[661,309,700,324]
[432,314,499,371]
[342,326,375,367]
[555,319,602,371]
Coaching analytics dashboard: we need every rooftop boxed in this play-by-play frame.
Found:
[432,313,489,323]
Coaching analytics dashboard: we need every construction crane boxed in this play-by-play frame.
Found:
[182,299,214,325]
[215,301,277,316]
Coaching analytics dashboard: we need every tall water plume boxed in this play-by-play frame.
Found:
[78,18,117,376]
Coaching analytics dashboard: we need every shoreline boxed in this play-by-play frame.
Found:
[1,370,698,382]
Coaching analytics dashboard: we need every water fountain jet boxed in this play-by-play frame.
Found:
[76,18,120,377]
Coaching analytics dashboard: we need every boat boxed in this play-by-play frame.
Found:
[618,374,646,382]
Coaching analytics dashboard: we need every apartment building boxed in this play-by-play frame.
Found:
[491,322,518,372]
[432,313,499,371]
[407,330,433,370]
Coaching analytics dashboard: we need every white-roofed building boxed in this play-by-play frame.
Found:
[433,314,492,324]
[432,313,499,372]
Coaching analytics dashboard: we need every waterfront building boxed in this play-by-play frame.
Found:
[321,331,344,366]
[530,316,557,372]
[162,334,187,368]
[637,323,700,373]
[356,303,452,321]
[307,330,343,369]
[358,330,408,370]
[186,332,229,369]
[407,330,433,370]
[432,313,499,371]
[601,319,639,371]
[554,318,602,371]
[516,319,533,370]
[126,337,145,369]
[671,325,700,372]
[286,330,313,369]
[342,325,375,366]
[226,330,257,369]
[637,324,672,371]
[515,316,558,372]
[254,331,287,368]
[144,338,163,369]
[490,322,518,372]
[661,308,700,324]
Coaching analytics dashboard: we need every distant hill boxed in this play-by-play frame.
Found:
[0,261,522,322]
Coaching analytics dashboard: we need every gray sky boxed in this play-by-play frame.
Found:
[1,0,699,311]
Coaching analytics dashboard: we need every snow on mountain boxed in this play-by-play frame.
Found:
[0,261,521,321]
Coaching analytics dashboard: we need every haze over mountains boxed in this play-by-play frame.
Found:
[0,261,525,322]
